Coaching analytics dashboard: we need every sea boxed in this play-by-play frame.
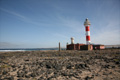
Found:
[0,48,66,52]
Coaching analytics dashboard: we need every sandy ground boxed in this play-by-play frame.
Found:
[0,49,120,80]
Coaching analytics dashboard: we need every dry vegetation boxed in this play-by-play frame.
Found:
[0,49,120,80]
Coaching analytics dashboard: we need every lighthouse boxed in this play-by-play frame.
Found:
[66,18,105,50]
[84,18,91,45]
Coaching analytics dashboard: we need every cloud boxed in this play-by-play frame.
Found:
[92,30,120,45]
[57,15,84,33]
[91,20,120,45]
[0,8,44,26]
[0,42,19,48]
[53,33,69,39]
[0,8,27,20]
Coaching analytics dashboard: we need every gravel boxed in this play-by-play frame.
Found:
[0,49,120,80]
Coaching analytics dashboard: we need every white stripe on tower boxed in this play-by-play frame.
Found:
[84,18,91,45]
[86,31,90,36]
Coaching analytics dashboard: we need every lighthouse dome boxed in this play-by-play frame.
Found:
[84,18,91,25]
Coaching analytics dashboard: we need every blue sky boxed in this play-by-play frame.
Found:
[0,0,120,48]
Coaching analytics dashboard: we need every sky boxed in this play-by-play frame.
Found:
[0,0,120,48]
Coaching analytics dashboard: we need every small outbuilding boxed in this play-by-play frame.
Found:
[67,43,85,50]
[80,45,93,50]
[93,45,105,50]
[66,37,105,50]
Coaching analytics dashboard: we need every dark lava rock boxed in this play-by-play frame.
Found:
[103,65,110,69]
[47,77,52,80]
[31,72,37,77]
[11,65,16,68]
[85,76,93,80]
[61,71,72,76]
[103,72,108,75]
[24,59,29,61]
[25,74,31,78]
[115,61,120,65]
[48,74,59,80]
[3,76,14,80]
[18,66,21,68]
[46,64,52,69]
[2,70,8,75]
[104,65,109,68]
[0,75,2,78]
[66,63,73,69]
[8,76,14,80]
[53,71,60,77]
[39,61,46,67]
[46,70,53,74]
[53,64,62,70]
[38,69,46,74]
[75,64,88,69]
[38,77,44,80]
[13,68,16,71]
[111,66,115,68]
[24,71,28,74]
[17,72,25,77]
[17,78,23,80]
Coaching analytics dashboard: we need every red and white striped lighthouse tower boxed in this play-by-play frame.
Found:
[84,18,91,45]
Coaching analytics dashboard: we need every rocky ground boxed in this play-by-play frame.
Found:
[0,49,120,80]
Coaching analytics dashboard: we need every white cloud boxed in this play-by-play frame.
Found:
[91,20,120,45]
[0,42,19,48]
[0,8,27,20]
[53,33,69,39]
[0,8,46,26]
[56,15,85,33]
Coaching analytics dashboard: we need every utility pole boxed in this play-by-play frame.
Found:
[59,42,61,52]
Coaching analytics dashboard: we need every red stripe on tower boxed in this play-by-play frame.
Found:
[84,18,91,44]
[86,36,90,41]
[86,26,90,31]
